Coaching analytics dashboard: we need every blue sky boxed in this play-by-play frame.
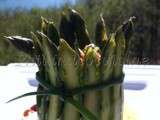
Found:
[0,0,77,10]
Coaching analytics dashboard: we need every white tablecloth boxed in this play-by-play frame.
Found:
[0,63,160,120]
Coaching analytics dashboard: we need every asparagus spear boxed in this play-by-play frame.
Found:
[41,17,60,46]
[5,36,33,55]
[95,14,108,50]
[59,12,76,49]
[59,39,81,120]
[100,34,117,120]
[83,44,101,117]
[69,9,90,49]
[111,18,135,120]
[32,31,61,120]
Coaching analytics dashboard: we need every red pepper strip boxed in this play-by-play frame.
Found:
[23,109,30,117]
[30,104,37,112]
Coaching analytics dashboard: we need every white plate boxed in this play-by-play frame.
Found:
[0,63,160,120]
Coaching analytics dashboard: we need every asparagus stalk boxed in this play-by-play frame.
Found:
[41,17,60,46]
[69,8,90,49]
[32,31,61,120]
[111,25,127,120]
[83,44,101,117]
[95,14,108,50]
[5,36,33,55]
[59,12,76,49]
[59,39,80,120]
[100,34,117,120]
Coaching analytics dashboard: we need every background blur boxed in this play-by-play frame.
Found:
[0,0,159,65]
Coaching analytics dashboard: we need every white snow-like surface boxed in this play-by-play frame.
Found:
[0,63,160,120]
[123,65,160,120]
[0,63,38,120]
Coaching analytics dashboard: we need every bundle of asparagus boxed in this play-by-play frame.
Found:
[6,9,135,120]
